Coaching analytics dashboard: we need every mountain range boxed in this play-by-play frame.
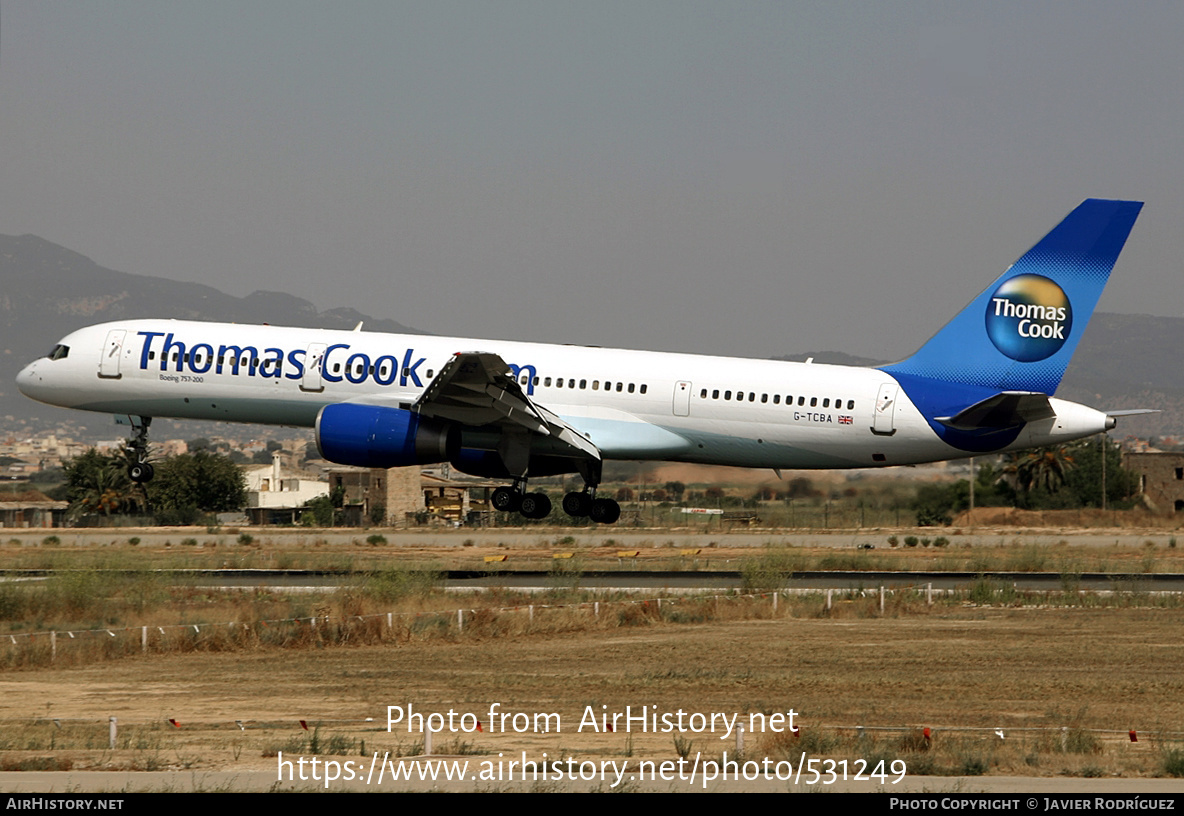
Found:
[1,233,1179,440]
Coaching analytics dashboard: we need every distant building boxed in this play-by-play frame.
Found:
[243,453,329,525]
[325,466,497,526]
[1124,452,1184,512]
[0,500,68,528]
[326,466,423,526]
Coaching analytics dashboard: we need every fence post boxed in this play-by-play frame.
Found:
[50,631,56,661]
[109,717,117,749]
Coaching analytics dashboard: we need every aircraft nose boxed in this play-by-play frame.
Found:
[16,360,47,401]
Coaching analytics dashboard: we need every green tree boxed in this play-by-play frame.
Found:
[1004,446,1075,497]
[62,448,140,516]
[911,460,1016,525]
[147,451,246,521]
[1062,436,1139,508]
[302,495,338,527]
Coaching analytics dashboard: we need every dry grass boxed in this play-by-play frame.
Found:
[0,533,1183,780]
[0,603,1182,778]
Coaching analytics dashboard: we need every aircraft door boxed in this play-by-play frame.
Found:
[673,381,692,417]
[99,329,126,379]
[872,382,897,435]
[300,343,327,392]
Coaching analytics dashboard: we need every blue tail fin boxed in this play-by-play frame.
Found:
[880,199,1143,395]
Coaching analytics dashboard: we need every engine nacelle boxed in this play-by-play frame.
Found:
[315,404,455,468]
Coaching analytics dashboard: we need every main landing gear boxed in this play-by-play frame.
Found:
[126,416,154,483]
[488,481,621,524]
[562,489,621,524]
[491,482,552,520]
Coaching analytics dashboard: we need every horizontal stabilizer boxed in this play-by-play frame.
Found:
[1105,408,1160,430]
[936,391,1055,431]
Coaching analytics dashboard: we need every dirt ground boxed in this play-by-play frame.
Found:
[1,605,1182,789]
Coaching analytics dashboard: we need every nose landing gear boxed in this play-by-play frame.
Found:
[124,416,154,483]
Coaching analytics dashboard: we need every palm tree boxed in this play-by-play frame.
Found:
[66,448,140,516]
[1003,446,1075,494]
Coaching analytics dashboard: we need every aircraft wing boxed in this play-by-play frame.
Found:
[413,351,601,462]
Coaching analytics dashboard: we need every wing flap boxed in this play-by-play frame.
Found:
[414,352,600,462]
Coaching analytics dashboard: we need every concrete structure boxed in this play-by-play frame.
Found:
[243,453,329,525]
[326,466,423,526]
[1124,452,1184,512]
[325,466,497,526]
[0,500,68,528]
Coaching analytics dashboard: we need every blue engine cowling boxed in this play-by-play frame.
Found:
[315,404,456,468]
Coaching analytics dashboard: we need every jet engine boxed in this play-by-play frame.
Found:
[315,404,456,468]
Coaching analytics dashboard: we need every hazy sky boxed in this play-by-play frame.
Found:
[2,2,1182,361]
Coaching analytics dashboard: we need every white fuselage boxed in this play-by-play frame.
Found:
[17,319,1111,470]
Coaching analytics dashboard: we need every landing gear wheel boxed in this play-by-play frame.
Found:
[491,486,522,513]
[590,498,621,524]
[519,492,552,520]
[562,491,592,518]
[128,462,154,483]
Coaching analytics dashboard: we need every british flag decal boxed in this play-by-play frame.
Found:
[838,415,853,425]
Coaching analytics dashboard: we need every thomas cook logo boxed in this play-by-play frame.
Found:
[984,274,1072,362]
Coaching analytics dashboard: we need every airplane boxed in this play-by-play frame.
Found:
[16,199,1149,524]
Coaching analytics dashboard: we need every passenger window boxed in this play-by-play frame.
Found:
[640,384,647,394]
[725,391,732,400]
[545,377,552,387]
[847,399,855,410]
[798,396,805,406]
[427,370,434,378]
[712,390,719,399]
[569,379,576,388]
[592,381,599,390]
[533,376,540,386]
[749,392,756,402]
[810,397,817,407]
[761,394,768,403]
[580,380,587,389]
[773,395,780,404]
[628,383,635,393]
[616,382,623,392]
[823,398,830,408]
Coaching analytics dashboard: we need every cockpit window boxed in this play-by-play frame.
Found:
[48,344,69,361]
